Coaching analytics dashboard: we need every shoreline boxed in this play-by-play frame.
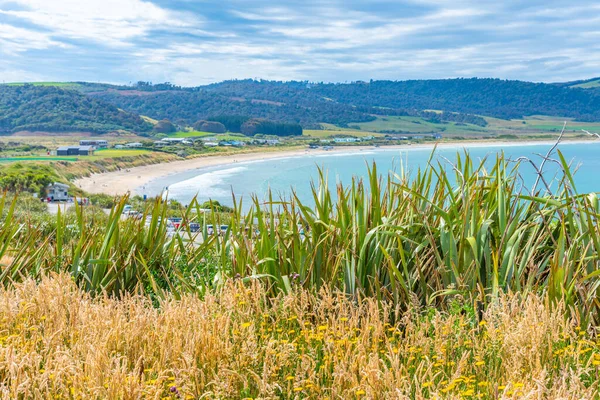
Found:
[74,139,595,196]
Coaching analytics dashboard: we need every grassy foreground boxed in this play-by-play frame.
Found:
[0,275,598,399]
[3,149,600,398]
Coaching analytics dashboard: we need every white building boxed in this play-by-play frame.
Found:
[334,137,361,143]
[46,182,70,202]
[125,142,143,148]
[161,138,186,144]
[80,140,108,148]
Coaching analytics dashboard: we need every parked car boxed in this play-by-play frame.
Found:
[145,217,175,231]
[206,225,215,235]
[189,223,200,233]
[168,218,183,229]
[122,210,141,218]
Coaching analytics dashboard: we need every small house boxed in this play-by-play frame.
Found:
[46,182,70,202]
[160,138,186,144]
[334,137,360,143]
[80,140,108,148]
[77,146,94,156]
[125,142,143,148]
[56,146,94,156]
[56,146,73,156]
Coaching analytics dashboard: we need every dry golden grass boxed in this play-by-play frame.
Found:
[0,275,598,399]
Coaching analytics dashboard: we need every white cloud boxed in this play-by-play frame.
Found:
[0,23,68,54]
[2,0,600,84]
[0,0,200,46]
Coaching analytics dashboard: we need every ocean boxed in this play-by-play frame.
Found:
[142,142,600,208]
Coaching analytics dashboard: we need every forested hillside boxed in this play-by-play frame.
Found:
[204,78,600,121]
[3,77,600,135]
[91,89,373,128]
[92,78,600,128]
[0,85,152,134]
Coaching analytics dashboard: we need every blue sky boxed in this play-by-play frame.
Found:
[1,0,599,85]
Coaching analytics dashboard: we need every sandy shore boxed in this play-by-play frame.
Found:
[76,147,351,195]
[74,139,592,196]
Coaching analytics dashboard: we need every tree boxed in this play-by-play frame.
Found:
[153,119,176,134]
[240,119,303,137]
[193,120,226,133]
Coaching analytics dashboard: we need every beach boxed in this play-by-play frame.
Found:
[76,146,354,195]
[74,139,591,196]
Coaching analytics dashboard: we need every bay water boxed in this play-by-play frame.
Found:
[142,142,600,209]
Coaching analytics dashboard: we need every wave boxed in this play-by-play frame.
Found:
[166,166,248,199]
[313,151,378,158]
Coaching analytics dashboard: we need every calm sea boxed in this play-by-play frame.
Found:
[142,142,600,208]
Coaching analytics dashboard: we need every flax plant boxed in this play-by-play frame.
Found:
[222,151,600,323]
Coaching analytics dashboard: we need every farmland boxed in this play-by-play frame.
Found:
[354,116,486,135]
[348,114,600,139]
[570,78,600,89]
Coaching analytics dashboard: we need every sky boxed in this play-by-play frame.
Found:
[1,0,599,86]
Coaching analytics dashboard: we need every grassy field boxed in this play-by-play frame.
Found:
[349,115,600,138]
[85,148,151,158]
[354,116,487,136]
[0,134,142,149]
[571,79,600,89]
[3,82,84,91]
[484,116,600,136]
[0,156,77,163]
[0,149,152,164]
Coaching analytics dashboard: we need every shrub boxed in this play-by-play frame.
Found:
[193,120,226,133]
[153,119,176,134]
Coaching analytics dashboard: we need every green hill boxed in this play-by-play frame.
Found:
[0,85,152,134]
[4,77,600,136]
[90,78,600,128]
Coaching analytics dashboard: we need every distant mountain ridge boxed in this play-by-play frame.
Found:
[2,77,600,134]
